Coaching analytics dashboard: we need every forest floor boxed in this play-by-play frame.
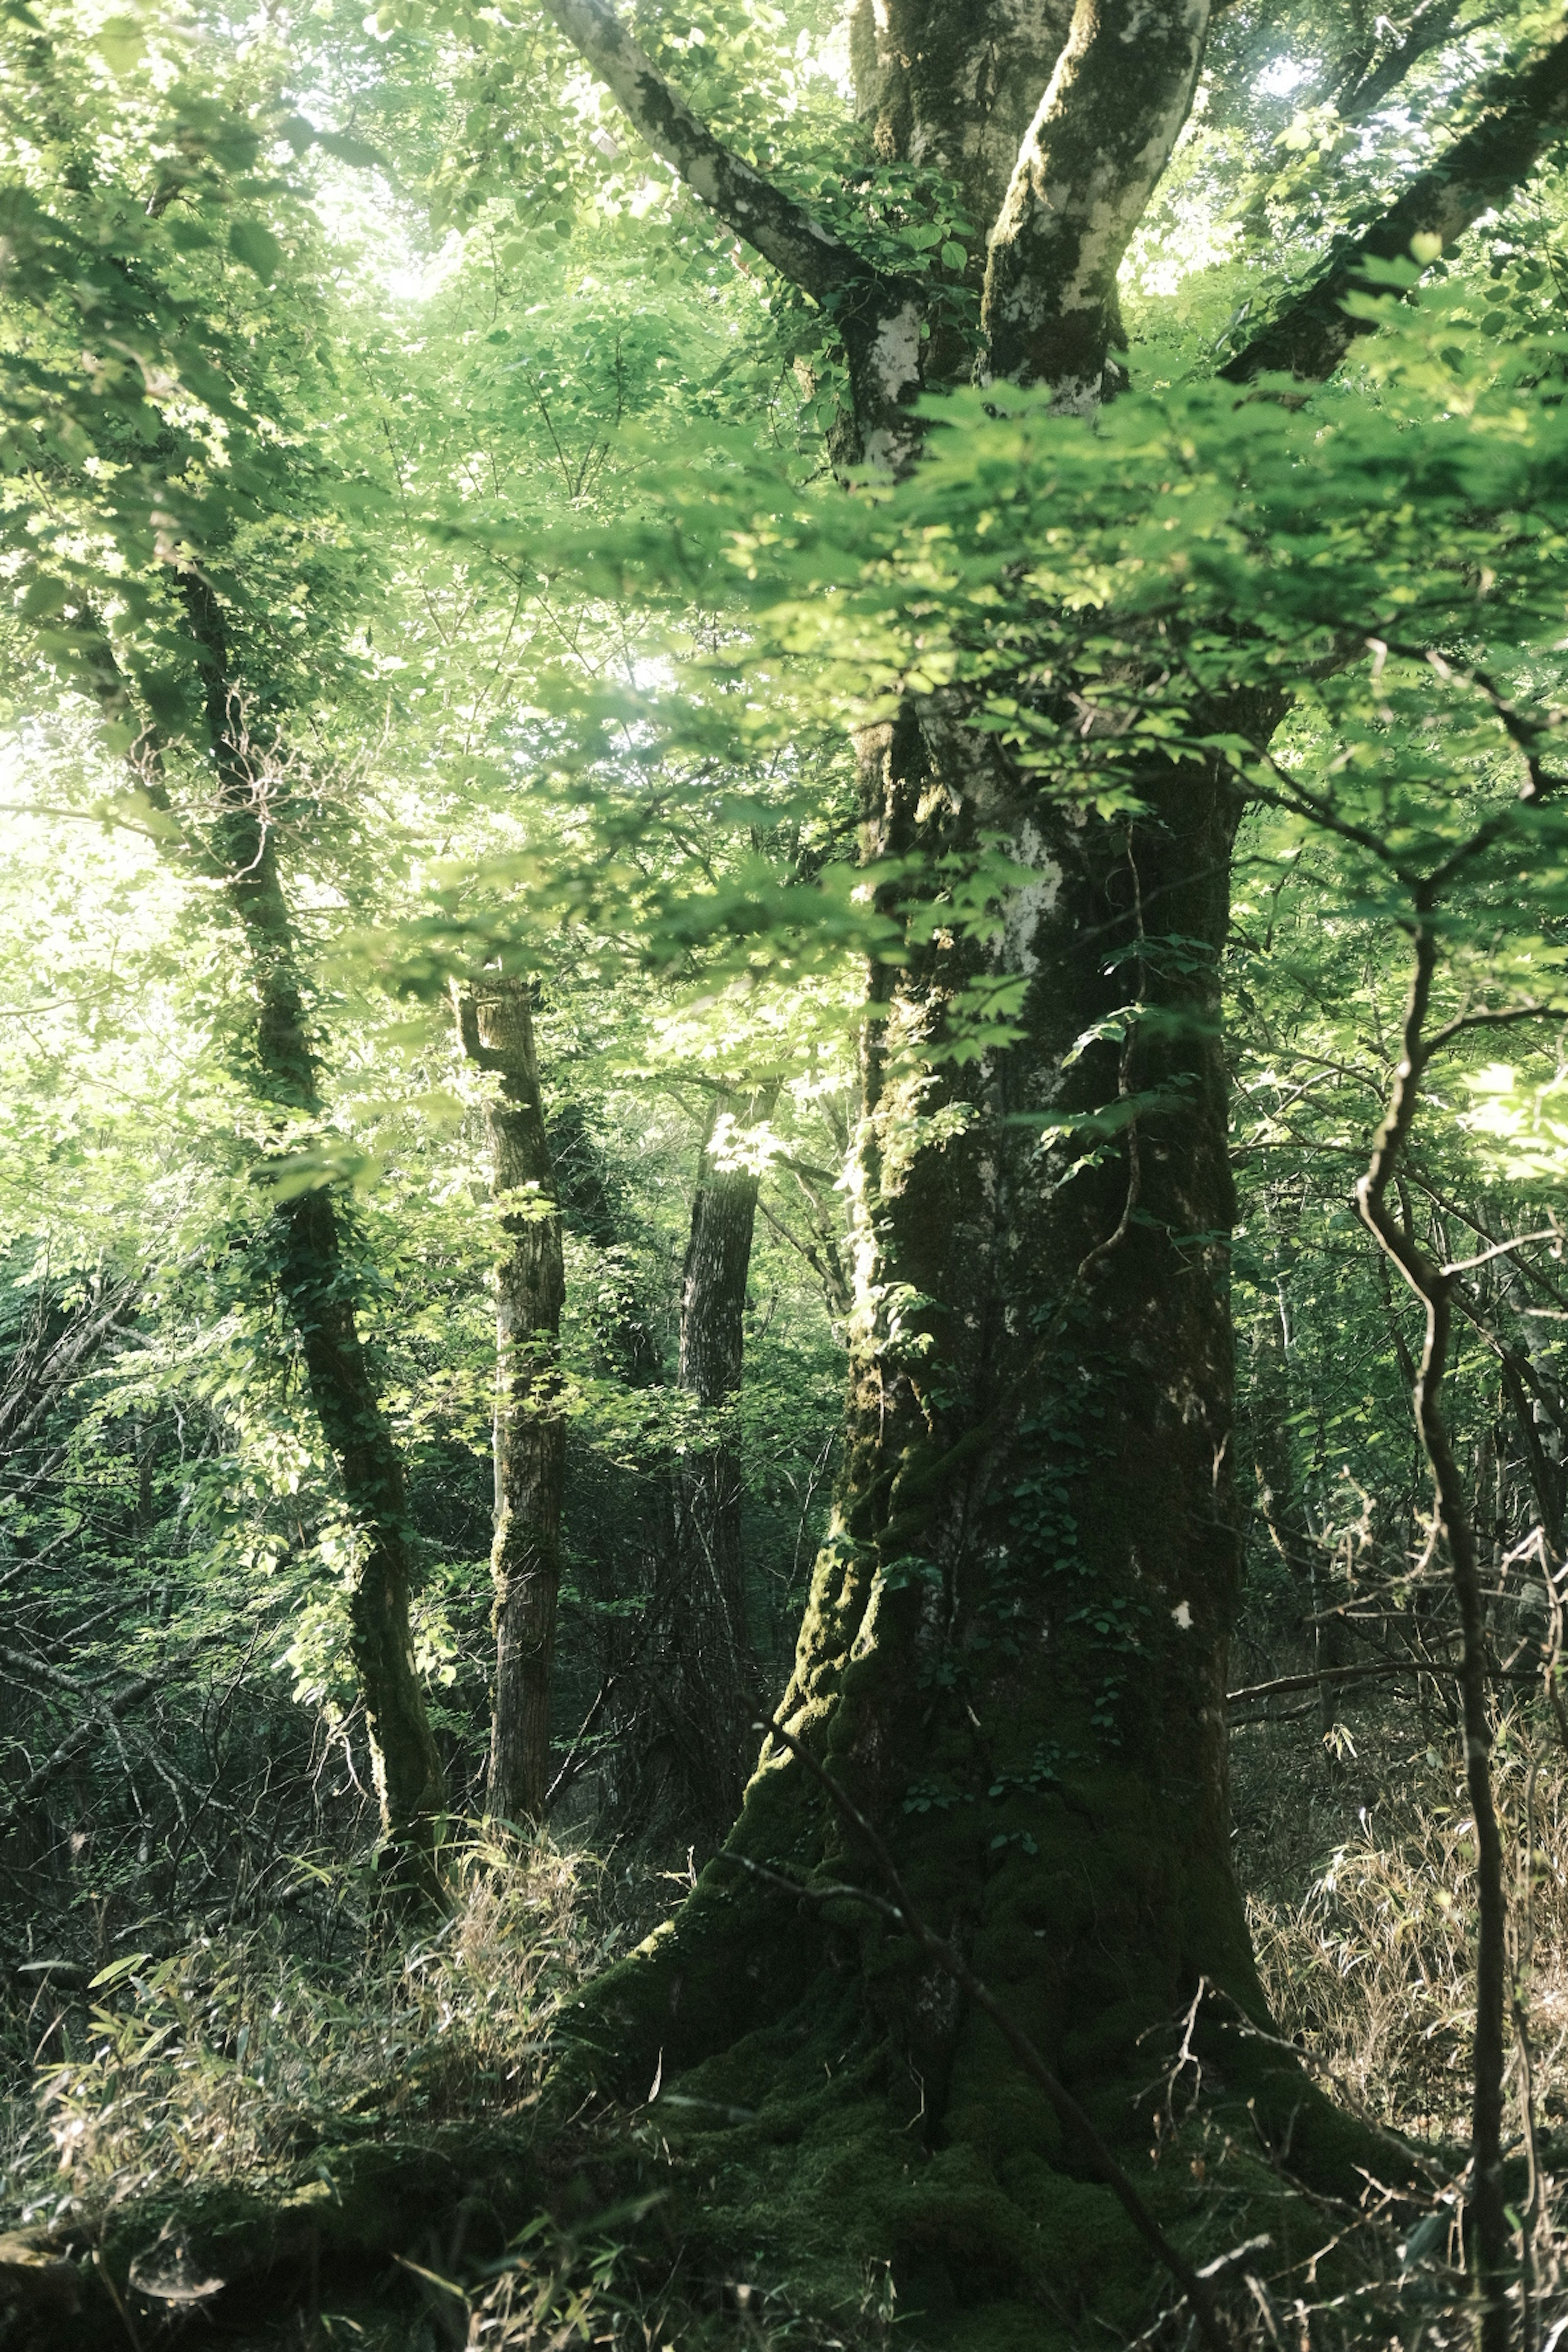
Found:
[2,1685,1566,2349]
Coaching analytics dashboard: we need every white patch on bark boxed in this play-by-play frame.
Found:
[1171,1599,1193,1629]
[1058,84,1199,312]
[1000,817,1062,973]
[858,298,924,468]
[869,300,923,404]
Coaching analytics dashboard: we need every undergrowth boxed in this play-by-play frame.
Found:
[0,1831,615,2234]
[1242,1703,1568,2146]
[13,1725,1568,2345]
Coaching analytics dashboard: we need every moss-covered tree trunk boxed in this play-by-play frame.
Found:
[180,578,446,1911]
[570,719,1363,2328]
[457,977,566,1826]
[549,0,1384,2328]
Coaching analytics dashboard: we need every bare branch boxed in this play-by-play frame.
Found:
[0,1647,203,1836]
[1442,1227,1562,1279]
[1427,999,1563,1053]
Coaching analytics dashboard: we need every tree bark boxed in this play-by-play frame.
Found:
[179,577,446,1910]
[660,1091,773,1843]
[570,708,1375,2320]
[456,978,566,1827]
[542,0,1412,2319]
[587,1094,772,1855]
[981,0,1210,399]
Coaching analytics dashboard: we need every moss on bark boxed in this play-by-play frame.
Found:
[551,735,1421,2342]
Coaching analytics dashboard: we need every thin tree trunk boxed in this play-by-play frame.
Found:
[547,1098,662,1387]
[179,577,446,1909]
[662,1091,773,1840]
[1250,1273,1348,1738]
[1355,922,1510,2352]
[456,978,566,1826]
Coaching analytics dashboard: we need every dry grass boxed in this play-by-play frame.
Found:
[0,1830,615,2235]
[1239,1699,1568,2147]
[16,1715,1568,2346]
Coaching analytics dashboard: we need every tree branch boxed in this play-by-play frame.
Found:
[1225,17,1568,383]
[536,0,927,464]
[982,0,1211,399]
[1332,0,1472,120]
[0,1648,201,1836]
[541,0,851,299]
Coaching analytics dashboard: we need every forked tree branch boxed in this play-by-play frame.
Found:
[538,0,928,463]
[0,1647,202,1836]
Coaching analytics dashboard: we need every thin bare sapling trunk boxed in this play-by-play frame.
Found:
[455,978,566,1826]
[1354,922,1515,2352]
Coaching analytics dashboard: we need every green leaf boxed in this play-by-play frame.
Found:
[20,575,69,621]
[228,219,284,281]
[939,241,967,271]
[89,1951,151,1990]
[94,13,146,73]
[316,129,386,170]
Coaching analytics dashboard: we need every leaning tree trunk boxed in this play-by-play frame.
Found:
[178,578,447,1910]
[456,976,566,1826]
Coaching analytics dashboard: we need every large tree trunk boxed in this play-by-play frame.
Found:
[456,978,566,1826]
[179,578,447,1909]
[569,719,1374,2323]
[540,0,1438,2321]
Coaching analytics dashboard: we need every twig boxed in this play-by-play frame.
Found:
[0,1646,203,1834]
